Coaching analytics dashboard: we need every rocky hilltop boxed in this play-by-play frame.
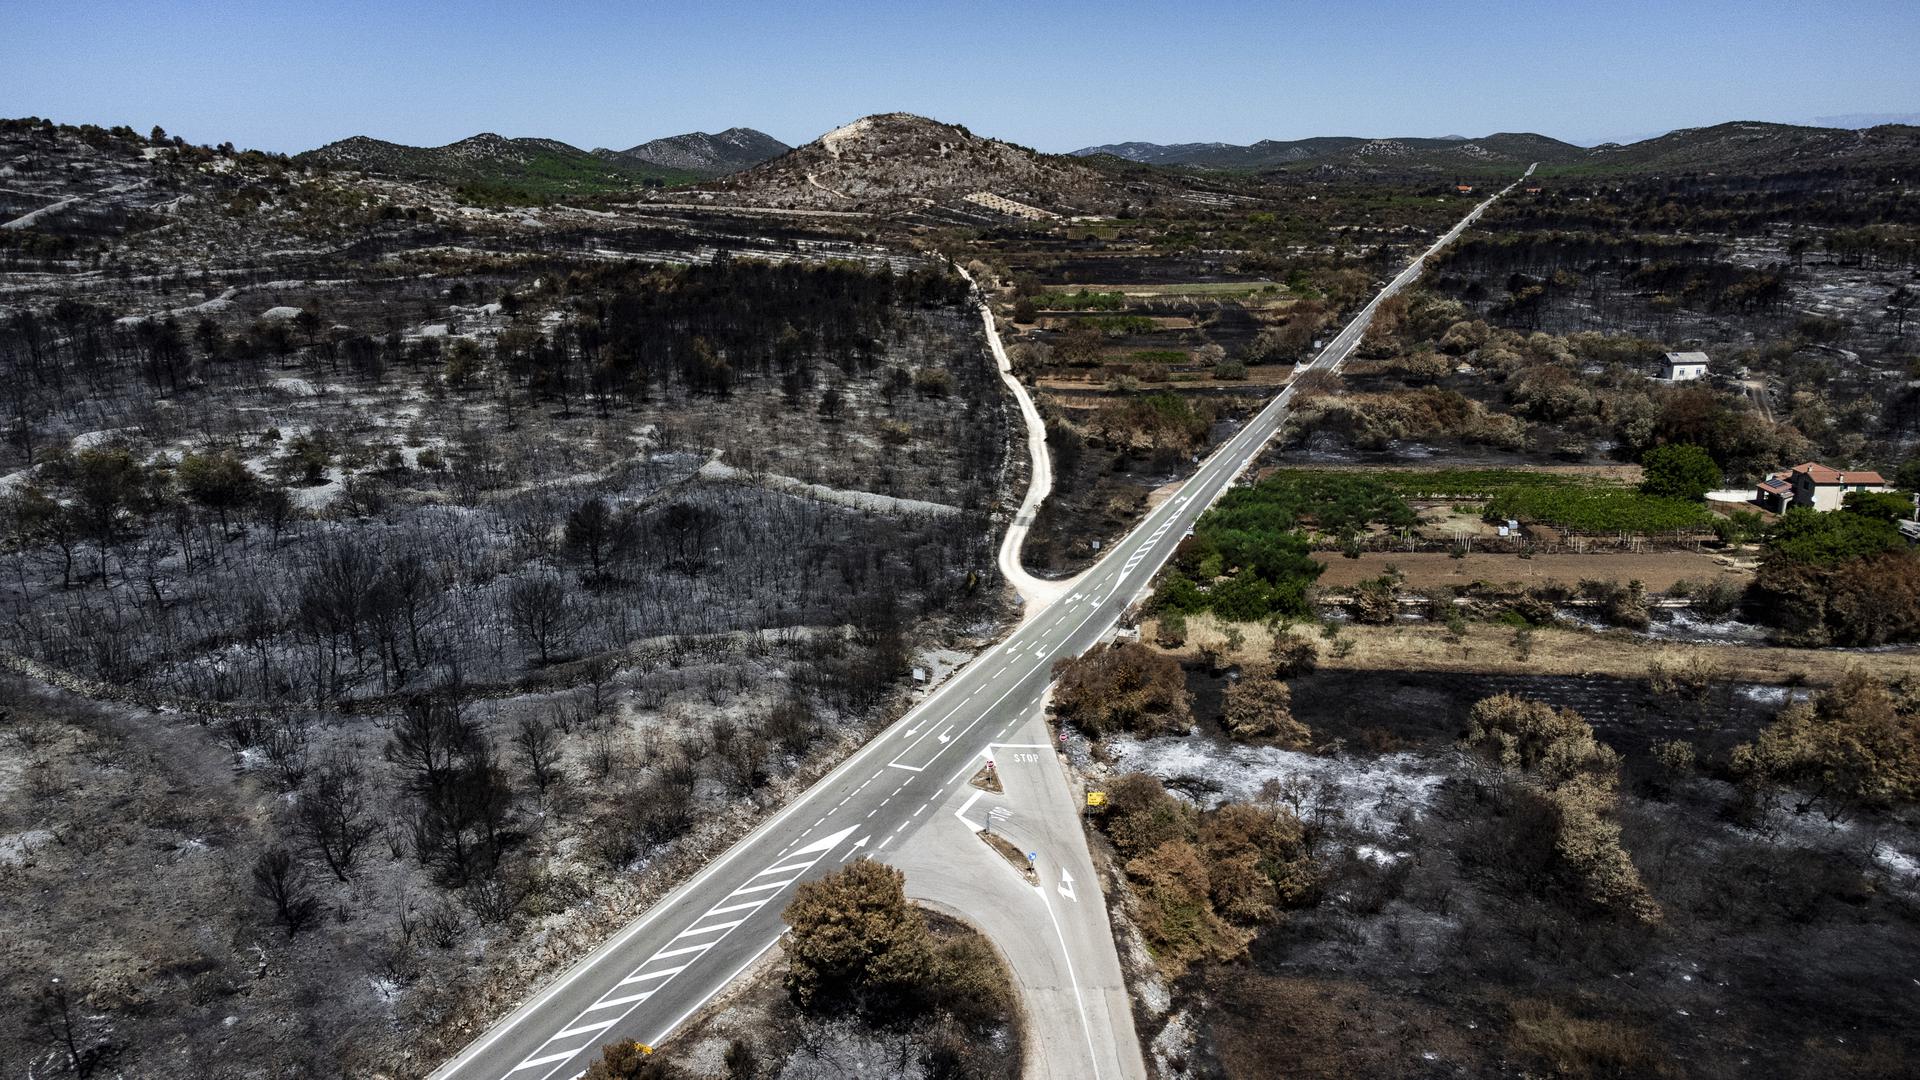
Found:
[713,112,1138,214]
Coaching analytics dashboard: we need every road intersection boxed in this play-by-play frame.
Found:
[430,167,1531,1080]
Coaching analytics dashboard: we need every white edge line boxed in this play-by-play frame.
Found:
[1037,880,1103,1080]
[644,934,785,1049]
[427,553,1050,1078]
[435,180,1526,1080]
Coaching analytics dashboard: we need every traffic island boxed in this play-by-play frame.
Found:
[980,828,1039,883]
[969,763,1004,793]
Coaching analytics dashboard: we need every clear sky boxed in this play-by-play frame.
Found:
[4,0,1916,153]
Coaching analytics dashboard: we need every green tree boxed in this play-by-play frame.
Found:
[177,450,258,533]
[444,338,482,389]
[782,860,937,1013]
[47,447,152,581]
[1841,489,1914,523]
[1765,507,1902,566]
[1892,457,1920,497]
[1638,443,1720,501]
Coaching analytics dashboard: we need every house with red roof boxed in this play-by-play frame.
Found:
[1755,461,1891,513]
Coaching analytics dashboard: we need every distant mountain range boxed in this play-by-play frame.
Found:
[591,127,789,175]
[1071,121,1920,176]
[291,115,1920,207]
[296,127,788,196]
[1070,132,1581,170]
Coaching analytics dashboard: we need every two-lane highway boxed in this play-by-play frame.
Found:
[430,167,1531,1080]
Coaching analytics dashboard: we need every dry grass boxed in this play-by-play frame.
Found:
[1155,612,1918,688]
[1308,550,1753,592]
[1253,461,1647,483]
[1507,1000,1678,1079]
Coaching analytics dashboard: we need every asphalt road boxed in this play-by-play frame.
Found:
[429,167,1530,1080]
[891,699,1145,1080]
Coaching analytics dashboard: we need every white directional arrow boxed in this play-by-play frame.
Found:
[1057,868,1078,902]
[791,824,859,859]
[938,726,955,744]
[839,835,870,863]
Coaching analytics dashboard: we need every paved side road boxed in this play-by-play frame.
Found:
[890,700,1144,1080]
[428,167,1531,1080]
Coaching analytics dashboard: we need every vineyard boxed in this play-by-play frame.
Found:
[1265,468,1717,534]
[1481,486,1713,533]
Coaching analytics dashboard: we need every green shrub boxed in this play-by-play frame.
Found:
[1638,443,1720,500]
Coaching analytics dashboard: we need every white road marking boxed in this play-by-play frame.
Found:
[453,181,1528,1080]
[582,990,653,1012]
[618,965,687,986]
[673,919,744,939]
[730,878,798,896]
[651,942,715,962]
[551,1018,618,1041]
[1037,881,1104,1080]
[756,860,814,878]
[643,935,783,1052]
[952,789,987,832]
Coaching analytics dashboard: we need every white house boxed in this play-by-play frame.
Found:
[1755,461,1892,513]
[1660,351,1710,381]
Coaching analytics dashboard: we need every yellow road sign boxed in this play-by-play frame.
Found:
[1086,792,1107,807]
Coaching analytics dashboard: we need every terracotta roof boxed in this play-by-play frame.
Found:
[1790,462,1886,485]
[1758,478,1792,493]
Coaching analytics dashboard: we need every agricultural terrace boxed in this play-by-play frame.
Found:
[1153,470,1722,622]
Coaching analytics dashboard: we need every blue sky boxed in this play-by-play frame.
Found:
[3,0,1916,153]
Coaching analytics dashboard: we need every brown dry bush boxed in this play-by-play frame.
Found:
[1267,633,1319,677]
[1645,653,1726,699]
[1731,670,1920,815]
[1198,802,1316,920]
[1050,641,1192,737]
[1463,695,1659,923]
[782,860,938,1013]
[1100,773,1319,977]
[1221,666,1312,748]
[1204,972,1482,1079]
[1124,839,1250,979]
[1101,772,1197,860]
[1286,387,1526,450]
[1506,1000,1677,1079]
